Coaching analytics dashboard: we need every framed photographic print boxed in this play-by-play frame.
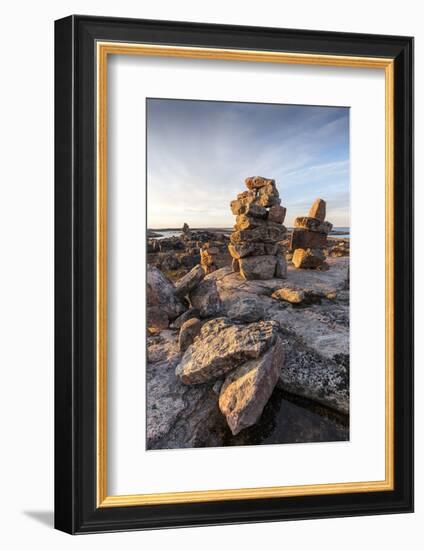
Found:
[54,15,414,533]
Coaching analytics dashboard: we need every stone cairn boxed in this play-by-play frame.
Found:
[290,198,333,269]
[228,176,287,280]
[200,242,219,274]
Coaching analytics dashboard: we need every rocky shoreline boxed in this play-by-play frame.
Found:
[146,178,350,449]
[147,239,349,449]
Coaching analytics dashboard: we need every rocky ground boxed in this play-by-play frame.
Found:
[146,232,350,450]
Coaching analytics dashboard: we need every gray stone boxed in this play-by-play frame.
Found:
[228,242,265,258]
[147,265,186,320]
[275,255,287,278]
[278,332,349,414]
[175,318,280,384]
[226,295,265,323]
[179,318,202,351]
[219,337,284,434]
[268,204,286,224]
[174,264,205,298]
[170,308,200,329]
[189,279,222,318]
[292,248,326,268]
[147,331,223,449]
[147,306,169,334]
[239,255,277,280]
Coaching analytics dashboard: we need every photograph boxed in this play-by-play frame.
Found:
[146,98,350,450]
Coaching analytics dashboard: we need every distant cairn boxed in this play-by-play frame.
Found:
[290,198,333,269]
[228,176,287,280]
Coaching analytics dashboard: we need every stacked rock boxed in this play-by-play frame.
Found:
[200,242,219,274]
[228,176,287,280]
[290,198,333,269]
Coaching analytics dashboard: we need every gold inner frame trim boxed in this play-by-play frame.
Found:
[96,42,395,508]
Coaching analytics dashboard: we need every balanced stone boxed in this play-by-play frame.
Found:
[290,198,331,270]
[228,176,288,280]
[200,242,219,274]
[309,198,326,221]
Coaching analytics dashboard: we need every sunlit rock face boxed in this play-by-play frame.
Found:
[219,337,284,435]
[290,198,333,270]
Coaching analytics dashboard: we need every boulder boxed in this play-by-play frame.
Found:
[268,204,286,224]
[189,279,222,318]
[175,318,280,384]
[170,308,200,329]
[225,295,265,323]
[239,255,277,280]
[219,337,284,434]
[292,248,325,269]
[275,255,287,278]
[290,228,327,249]
[278,333,349,414]
[308,198,326,221]
[147,265,186,320]
[179,318,202,352]
[174,264,205,298]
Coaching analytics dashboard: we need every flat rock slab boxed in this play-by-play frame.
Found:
[278,331,349,414]
[147,330,223,449]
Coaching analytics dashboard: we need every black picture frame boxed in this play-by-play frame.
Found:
[55,15,414,534]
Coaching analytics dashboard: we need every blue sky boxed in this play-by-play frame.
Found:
[147,99,349,228]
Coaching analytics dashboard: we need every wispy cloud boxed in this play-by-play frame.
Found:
[147,99,350,227]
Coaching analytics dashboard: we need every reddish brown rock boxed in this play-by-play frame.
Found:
[147,306,169,334]
[268,204,286,224]
[308,198,326,222]
[290,228,327,250]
